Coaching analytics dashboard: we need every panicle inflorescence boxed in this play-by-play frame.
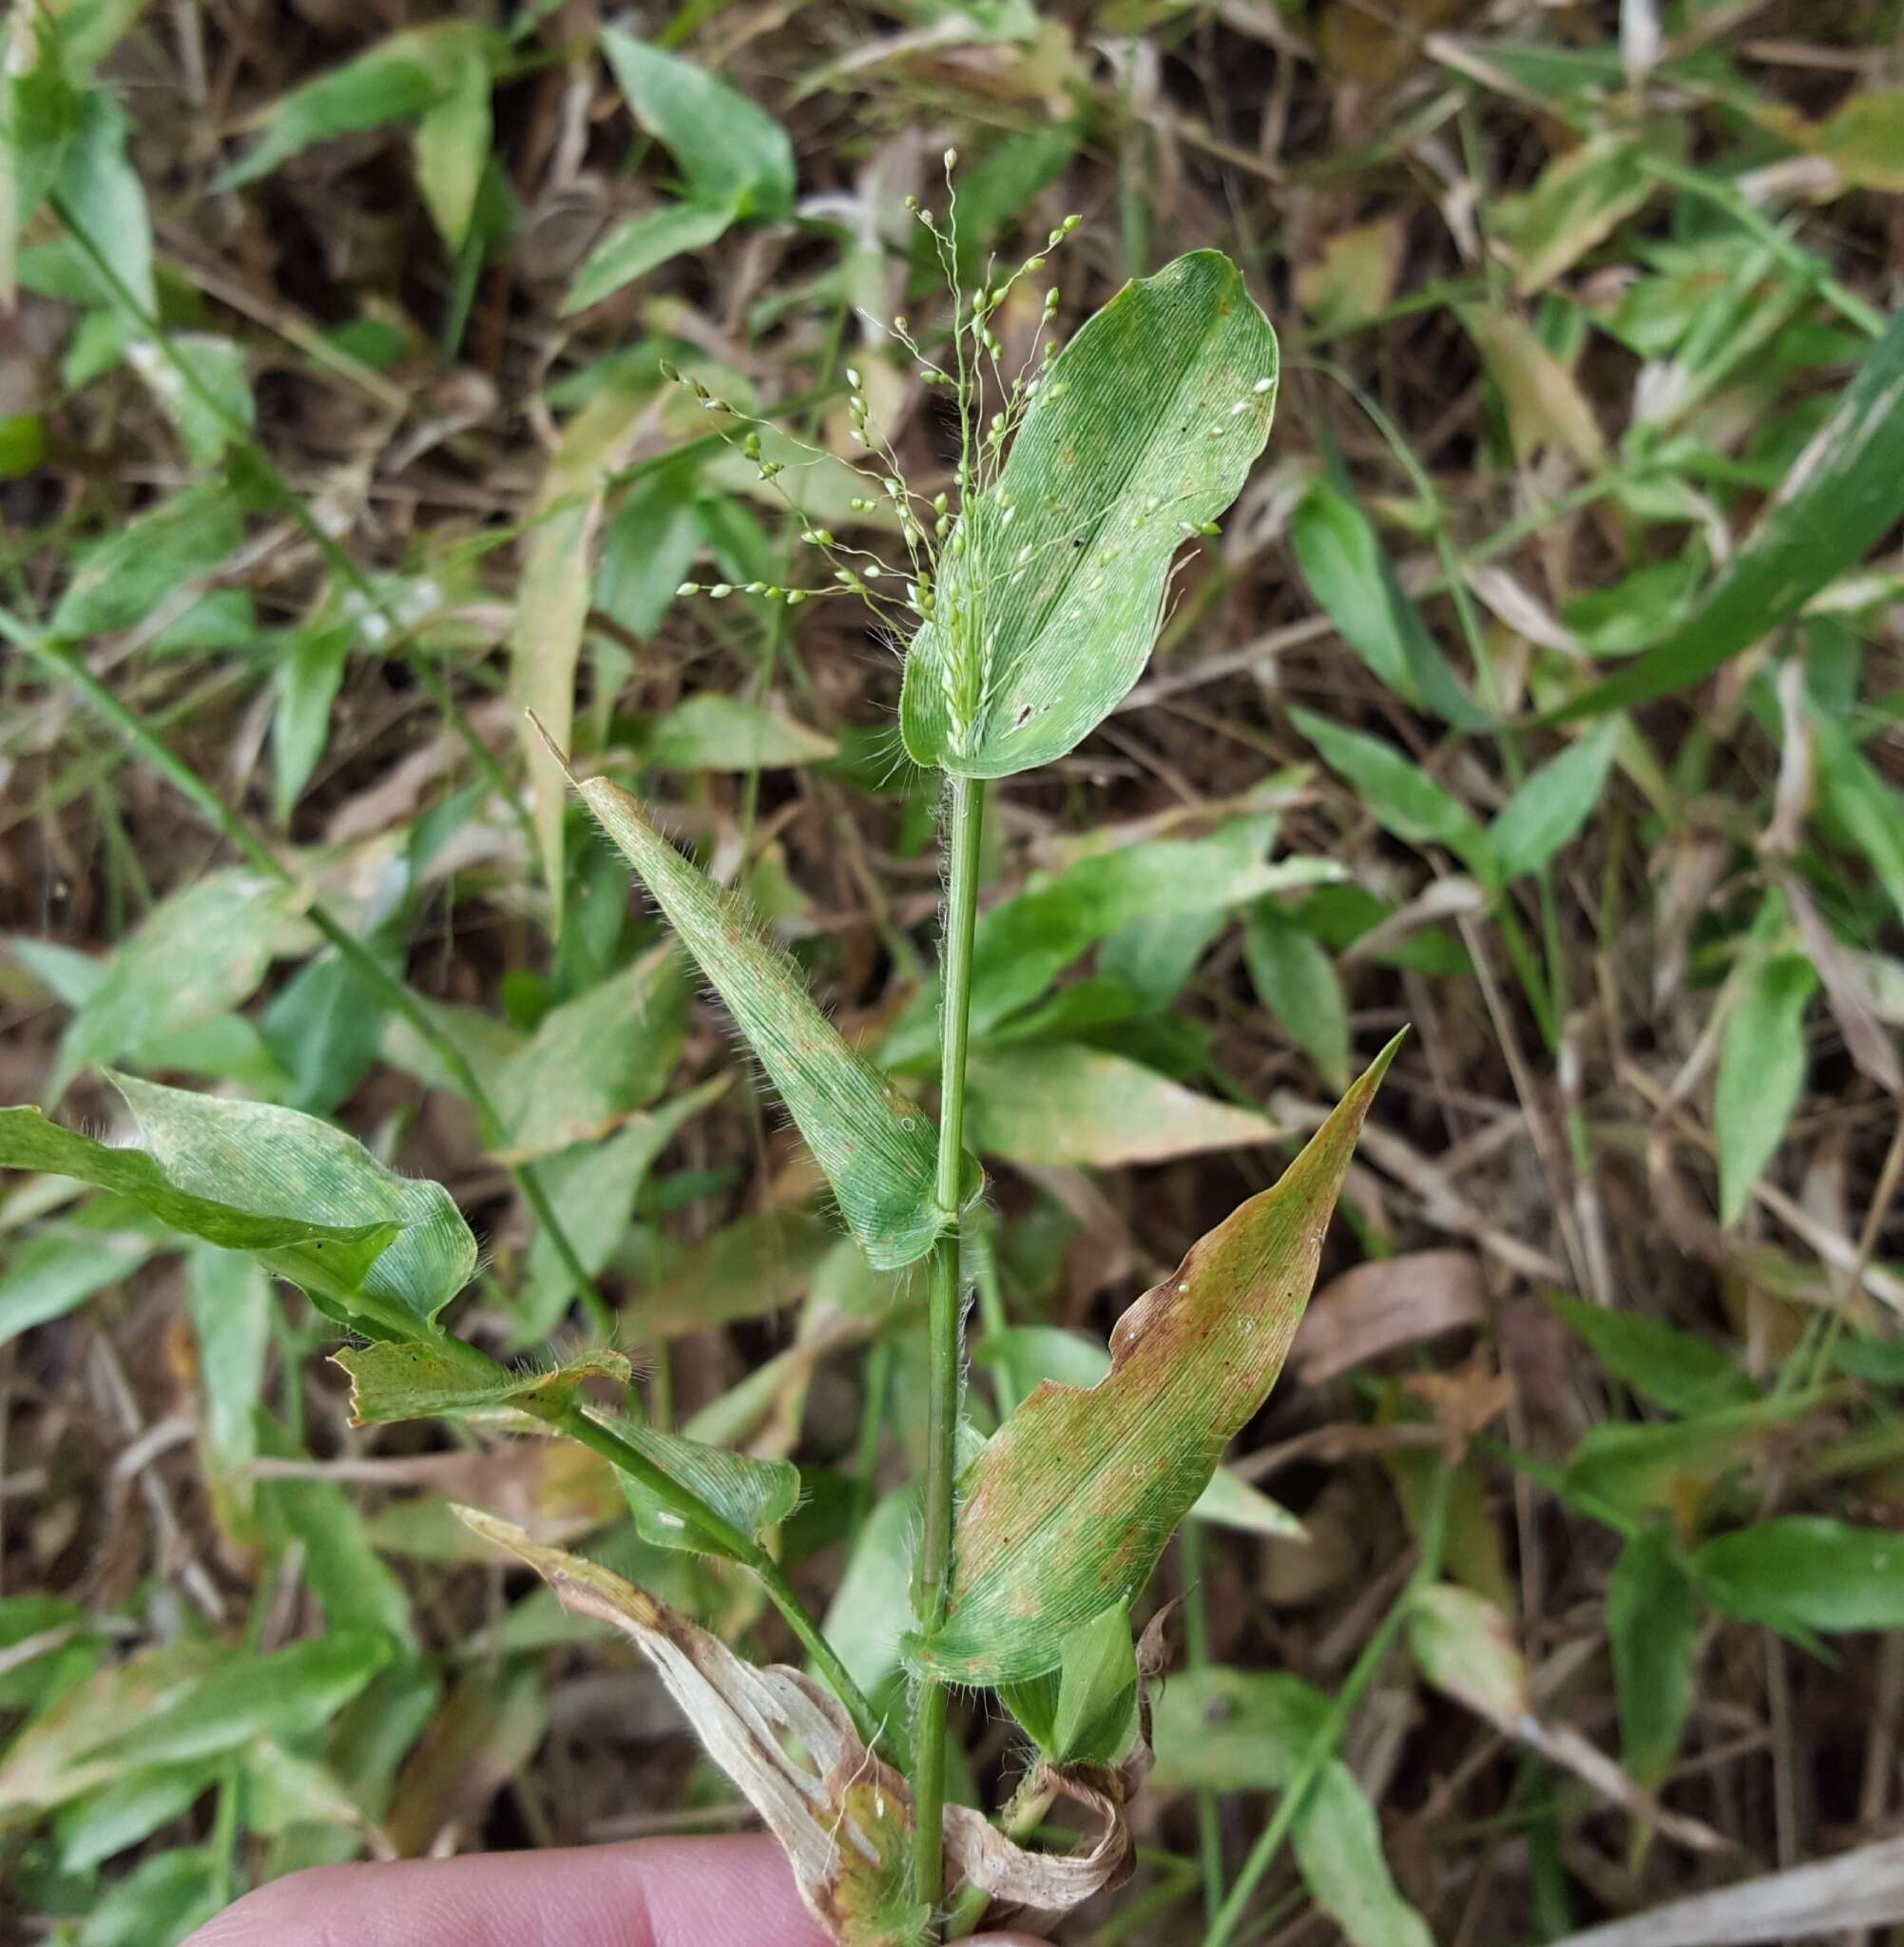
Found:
[661,153,1087,752]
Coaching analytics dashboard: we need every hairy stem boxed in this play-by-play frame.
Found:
[8,624,614,1338]
[912,773,986,1932]
[544,1402,890,1758]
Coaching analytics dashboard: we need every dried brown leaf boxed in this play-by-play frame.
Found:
[1292,1247,1488,1386]
[453,1511,1125,1943]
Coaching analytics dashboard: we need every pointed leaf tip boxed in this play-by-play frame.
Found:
[910,1031,1401,1687]
[570,774,954,1269]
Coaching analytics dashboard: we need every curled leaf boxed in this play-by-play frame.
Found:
[909,1033,1400,1687]
[333,1340,632,1426]
[0,1073,474,1337]
[586,1406,800,1559]
[900,251,1278,779]
[454,1511,1126,1944]
[565,762,958,1269]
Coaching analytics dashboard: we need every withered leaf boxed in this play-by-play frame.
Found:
[455,1511,1125,1944]
[908,1033,1401,1688]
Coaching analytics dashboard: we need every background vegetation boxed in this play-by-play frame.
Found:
[3,0,1904,1941]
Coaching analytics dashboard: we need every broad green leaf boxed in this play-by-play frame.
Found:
[883,814,1334,1068]
[0,1224,148,1349]
[597,29,794,219]
[49,479,243,638]
[1561,307,1904,719]
[1048,1602,1137,1764]
[1607,1527,1699,1795]
[7,933,107,1006]
[1290,707,1495,877]
[521,1077,726,1335]
[1100,906,1230,1011]
[1153,1669,1433,1947]
[591,1407,800,1558]
[900,251,1279,778]
[1244,900,1349,1089]
[240,1739,375,1842]
[260,948,392,1115]
[511,376,652,932]
[53,90,152,313]
[412,33,490,250]
[646,694,837,771]
[596,467,703,639]
[334,1338,632,1425]
[968,1043,1275,1168]
[272,624,350,822]
[260,1423,422,1645]
[1693,1517,1904,1634]
[49,868,304,1098]
[138,331,255,466]
[78,1630,394,1770]
[1488,716,1623,879]
[1502,133,1652,296]
[910,1034,1398,1685]
[72,1847,221,1947]
[186,1245,271,1523]
[493,948,689,1161]
[972,1325,1303,1538]
[1187,1462,1307,1540]
[1406,1583,1528,1727]
[0,1637,222,1815]
[1715,953,1817,1225]
[57,1758,225,1871]
[822,1487,918,1705]
[0,1074,475,1336]
[1812,705,1904,928]
[1546,1292,1755,1417]
[621,1209,836,1341]
[564,199,733,317]
[573,772,953,1269]
[1289,472,1482,726]
[214,23,493,190]
[1561,1396,1819,1525]
[0,8,80,304]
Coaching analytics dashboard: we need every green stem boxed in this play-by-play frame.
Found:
[1638,155,1885,340]
[912,773,986,1935]
[944,1775,1052,1938]
[8,623,613,1338]
[544,1401,890,1759]
[1180,1519,1227,1927]
[1202,1465,1452,1947]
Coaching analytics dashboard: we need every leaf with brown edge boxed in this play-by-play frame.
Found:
[454,1510,1127,1944]
[906,1032,1401,1688]
[332,1338,632,1426]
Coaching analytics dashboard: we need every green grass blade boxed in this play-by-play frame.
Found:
[569,767,953,1269]
[1556,306,1904,719]
[0,1075,475,1337]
